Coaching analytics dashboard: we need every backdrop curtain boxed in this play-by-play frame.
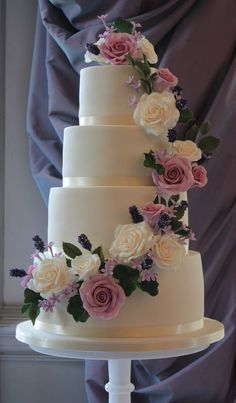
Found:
[27,0,236,401]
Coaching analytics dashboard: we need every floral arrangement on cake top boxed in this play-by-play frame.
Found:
[11,16,220,326]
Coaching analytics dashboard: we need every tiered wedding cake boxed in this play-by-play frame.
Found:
[12,17,219,340]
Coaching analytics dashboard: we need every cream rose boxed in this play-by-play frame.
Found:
[174,140,202,162]
[109,221,153,263]
[137,36,158,64]
[152,234,185,270]
[27,257,71,298]
[134,91,180,136]
[70,252,101,280]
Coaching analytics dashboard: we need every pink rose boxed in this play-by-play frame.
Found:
[153,68,178,92]
[99,33,138,65]
[139,202,166,225]
[192,163,208,188]
[152,154,194,195]
[79,274,126,320]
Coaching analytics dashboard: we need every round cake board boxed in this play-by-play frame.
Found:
[16,318,224,403]
[16,317,224,359]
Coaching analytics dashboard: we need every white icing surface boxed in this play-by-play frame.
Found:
[63,125,158,181]
[36,251,204,338]
[79,65,140,125]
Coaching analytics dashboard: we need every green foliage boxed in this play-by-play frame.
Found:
[92,246,105,266]
[200,121,211,135]
[178,108,195,123]
[66,258,72,268]
[63,242,82,259]
[113,264,140,296]
[126,54,153,94]
[22,289,42,324]
[67,294,90,323]
[198,136,220,153]
[144,152,164,174]
[168,194,180,205]
[184,123,199,142]
[112,17,133,34]
[138,279,159,296]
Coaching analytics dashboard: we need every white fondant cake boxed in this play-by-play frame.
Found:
[38,63,203,338]
[14,18,217,341]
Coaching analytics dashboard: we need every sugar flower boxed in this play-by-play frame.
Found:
[80,274,126,319]
[109,221,154,263]
[133,91,180,137]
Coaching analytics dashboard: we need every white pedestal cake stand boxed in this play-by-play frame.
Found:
[16,318,224,403]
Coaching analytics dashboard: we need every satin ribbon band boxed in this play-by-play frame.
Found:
[79,115,135,126]
[35,319,204,338]
[63,176,154,187]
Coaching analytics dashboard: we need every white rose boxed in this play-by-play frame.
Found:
[27,257,71,298]
[137,36,158,64]
[174,140,202,162]
[70,252,101,280]
[109,221,153,263]
[152,234,185,271]
[134,91,180,136]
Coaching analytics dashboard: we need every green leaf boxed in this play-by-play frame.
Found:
[24,288,41,304]
[134,59,151,77]
[168,194,180,206]
[143,152,164,174]
[200,121,211,135]
[113,264,140,296]
[63,242,82,259]
[28,304,40,325]
[170,219,183,232]
[198,136,220,153]
[184,123,199,142]
[21,303,31,315]
[176,229,190,237]
[112,17,133,34]
[138,280,159,296]
[144,152,155,168]
[92,246,105,266]
[174,206,186,220]
[178,108,194,123]
[66,258,72,268]
[67,294,90,323]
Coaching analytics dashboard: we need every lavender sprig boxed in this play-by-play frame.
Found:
[32,235,46,253]
[10,268,27,278]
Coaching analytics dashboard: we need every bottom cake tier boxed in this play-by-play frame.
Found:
[35,251,204,338]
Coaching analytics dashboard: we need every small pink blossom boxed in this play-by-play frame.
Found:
[80,274,126,320]
[139,203,166,225]
[20,264,35,288]
[192,164,208,188]
[153,68,178,92]
[129,95,138,106]
[99,32,138,64]
[101,258,121,276]
[140,269,157,281]
[126,76,141,90]
[152,154,194,195]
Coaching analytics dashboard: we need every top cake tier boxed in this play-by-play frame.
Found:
[79,65,140,125]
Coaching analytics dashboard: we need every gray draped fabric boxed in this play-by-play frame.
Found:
[27,0,236,401]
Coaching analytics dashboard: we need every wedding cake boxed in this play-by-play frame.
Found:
[12,17,220,340]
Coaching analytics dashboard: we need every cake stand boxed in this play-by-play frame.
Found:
[16,318,224,403]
